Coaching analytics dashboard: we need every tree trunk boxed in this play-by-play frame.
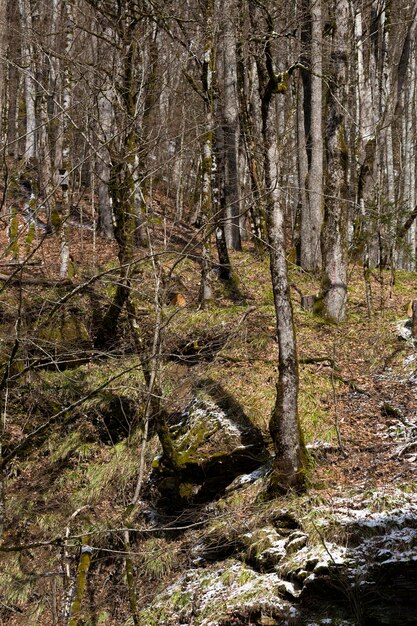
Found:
[300,0,323,271]
[58,0,74,279]
[320,0,349,323]
[236,9,267,253]
[214,125,232,280]
[68,540,93,626]
[265,108,306,491]
[97,88,114,239]
[296,71,308,263]
[199,0,215,306]
[251,1,306,492]
[18,0,37,162]
[218,2,241,251]
[0,0,7,142]
[403,50,416,269]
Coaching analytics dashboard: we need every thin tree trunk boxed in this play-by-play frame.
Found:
[214,125,232,279]
[320,0,349,323]
[300,0,323,271]
[218,2,241,251]
[97,88,114,239]
[199,0,215,306]
[38,94,55,229]
[404,50,416,269]
[68,540,93,626]
[18,0,36,162]
[296,72,308,264]
[251,0,306,492]
[59,4,74,279]
[265,106,306,491]
[0,0,7,142]
[236,17,267,253]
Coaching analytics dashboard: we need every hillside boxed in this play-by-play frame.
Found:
[0,197,417,626]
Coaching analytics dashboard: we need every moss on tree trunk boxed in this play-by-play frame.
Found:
[68,540,93,626]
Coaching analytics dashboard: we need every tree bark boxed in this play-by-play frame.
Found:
[218,2,242,251]
[68,541,93,626]
[251,1,306,492]
[18,0,37,162]
[199,0,215,306]
[320,0,349,323]
[97,87,114,239]
[300,0,323,271]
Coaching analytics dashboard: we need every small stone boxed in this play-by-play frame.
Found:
[313,562,329,575]
[285,533,308,554]
[259,616,279,625]
[294,568,310,582]
[277,580,301,598]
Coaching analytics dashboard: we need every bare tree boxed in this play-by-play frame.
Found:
[320,0,350,323]
[250,0,307,492]
[300,0,323,272]
[217,2,242,251]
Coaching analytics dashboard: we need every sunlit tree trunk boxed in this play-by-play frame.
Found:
[236,18,267,253]
[355,5,372,305]
[265,101,306,491]
[6,1,20,157]
[97,87,114,239]
[218,1,241,251]
[300,0,323,271]
[320,0,349,323]
[58,1,74,279]
[200,0,215,306]
[18,0,36,162]
[0,0,7,141]
[296,71,308,262]
[250,0,306,492]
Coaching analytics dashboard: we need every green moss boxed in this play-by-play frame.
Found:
[68,538,93,625]
[25,222,36,255]
[312,294,325,316]
[8,207,19,259]
[37,312,90,347]
[51,207,62,231]
[179,482,194,498]
[275,71,289,94]
[237,567,256,585]
[171,590,192,607]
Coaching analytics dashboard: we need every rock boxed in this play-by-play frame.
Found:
[276,579,302,599]
[410,299,417,337]
[225,462,272,493]
[395,319,414,342]
[152,398,268,505]
[270,509,301,533]
[139,560,290,626]
[285,531,308,554]
[258,617,280,626]
[241,527,287,571]
[301,294,317,312]
[142,490,417,625]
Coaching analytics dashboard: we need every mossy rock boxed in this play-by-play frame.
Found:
[139,559,289,626]
[153,397,268,505]
[39,313,89,345]
[36,311,91,363]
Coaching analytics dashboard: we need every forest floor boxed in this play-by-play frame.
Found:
[1,192,417,624]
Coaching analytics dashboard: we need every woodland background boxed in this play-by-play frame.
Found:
[0,0,417,624]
